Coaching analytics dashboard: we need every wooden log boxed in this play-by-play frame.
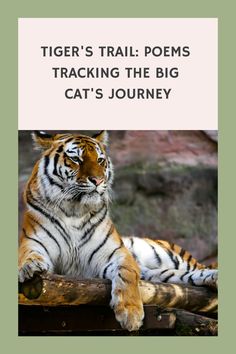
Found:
[18,273,217,313]
[172,309,218,336]
[139,280,217,313]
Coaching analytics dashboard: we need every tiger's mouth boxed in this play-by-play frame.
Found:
[72,189,107,208]
[73,189,99,200]
[58,180,108,205]
[67,184,106,201]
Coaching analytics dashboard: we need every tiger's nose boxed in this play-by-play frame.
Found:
[88,176,104,186]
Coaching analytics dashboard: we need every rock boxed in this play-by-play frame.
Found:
[109,130,217,168]
[111,163,217,261]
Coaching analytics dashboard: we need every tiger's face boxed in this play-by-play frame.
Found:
[32,131,113,207]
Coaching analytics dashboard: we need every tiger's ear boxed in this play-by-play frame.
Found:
[92,130,108,146]
[32,131,55,150]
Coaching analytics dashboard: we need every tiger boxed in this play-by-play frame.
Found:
[18,131,218,331]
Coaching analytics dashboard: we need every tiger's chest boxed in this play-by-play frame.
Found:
[52,213,111,278]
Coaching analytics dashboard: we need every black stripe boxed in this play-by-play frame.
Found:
[24,267,31,279]
[29,215,64,252]
[118,273,131,284]
[64,137,74,143]
[65,149,77,154]
[131,252,138,261]
[192,262,197,271]
[87,226,113,264]
[108,170,112,181]
[188,274,195,285]
[26,175,71,243]
[26,194,70,241]
[44,155,63,189]
[160,269,169,275]
[79,208,108,249]
[27,186,61,228]
[58,166,63,178]
[151,245,162,266]
[162,272,175,283]
[31,259,44,272]
[28,219,37,234]
[167,249,180,269]
[63,153,72,167]
[29,216,62,256]
[102,262,113,279]
[48,223,71,249]
[107,243,123,263]
[80,206,107,241]
[130,237,134,247]
[204,273,213,282]
[39,173,50,200]
[23,229,51,259]
[180,271,189,281]
[56,145,64,153]
[186,255,192,271]
[53,153,63,180]
[27,197,55,227]
[179,248,186,258]
[44,154,50,172]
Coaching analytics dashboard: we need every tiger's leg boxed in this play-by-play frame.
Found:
[122,236,218,288]
[18,215,58,283]
[141,267,218,288]
[102,251,144,331]
[97,230,144,331]
[18,235,54,282]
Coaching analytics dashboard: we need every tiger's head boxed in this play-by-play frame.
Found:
[30,131,113,209]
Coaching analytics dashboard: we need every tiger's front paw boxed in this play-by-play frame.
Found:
[110,292,144,331]
[114,303,144,332]
[18,259,49,283]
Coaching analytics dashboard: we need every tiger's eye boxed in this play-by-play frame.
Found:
[70,156,81,164]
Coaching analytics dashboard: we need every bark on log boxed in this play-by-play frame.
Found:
[18,273,217,313]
